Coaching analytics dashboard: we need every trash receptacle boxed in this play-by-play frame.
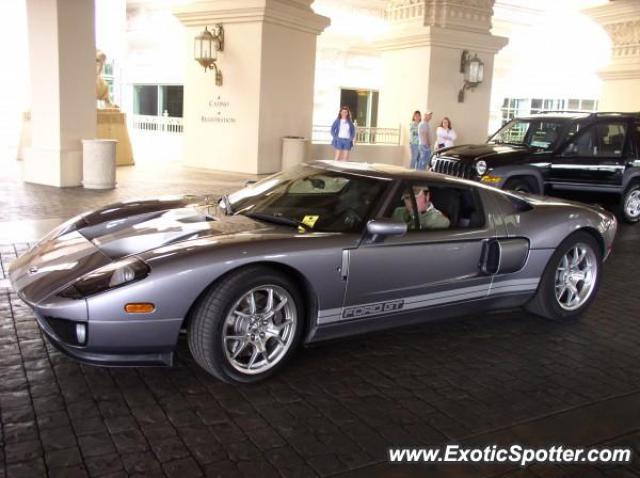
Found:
[82,139,118,189]
[281,136,308,170]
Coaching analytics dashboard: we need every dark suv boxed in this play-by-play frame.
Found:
[431,112,640,223]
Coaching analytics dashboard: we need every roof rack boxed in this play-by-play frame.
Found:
[537,110,591,114]
[590,111,640,116]
[536,110,640,117]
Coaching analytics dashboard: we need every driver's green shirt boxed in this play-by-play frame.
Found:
[392,206,450,230]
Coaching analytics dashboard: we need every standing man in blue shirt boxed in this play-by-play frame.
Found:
[417,110,433,170]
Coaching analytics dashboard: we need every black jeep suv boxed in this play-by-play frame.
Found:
[431,112,640,223]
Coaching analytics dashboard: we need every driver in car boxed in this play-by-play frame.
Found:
[393,187,450,230]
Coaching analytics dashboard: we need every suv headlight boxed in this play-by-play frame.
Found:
[57,257,150,299]
[475,160,488,176]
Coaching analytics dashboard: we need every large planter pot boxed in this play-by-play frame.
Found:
[82,139,118,189]
[281,136,308,170]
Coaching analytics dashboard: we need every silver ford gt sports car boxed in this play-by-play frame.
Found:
[9,161,617,383]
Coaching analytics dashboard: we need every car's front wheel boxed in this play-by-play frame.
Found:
[188,267,303,383]
[525,231,602,320]
[620,182,640,224]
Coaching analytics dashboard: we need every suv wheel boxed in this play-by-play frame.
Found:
[620,182,640,224]
[188,266,304,383]
[504,177,535,194]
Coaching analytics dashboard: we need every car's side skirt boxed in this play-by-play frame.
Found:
[315,278,539,325]
[306,292,533,344]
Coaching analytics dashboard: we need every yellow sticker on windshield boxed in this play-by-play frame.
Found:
[302,215,319,228]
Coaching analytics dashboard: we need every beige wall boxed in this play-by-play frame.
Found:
[379,46,431,167]
[426,46,496,145]
[599,79,640,112]
[182,22,262,174]
[378,33,504,167]
[182,21,318,175]
[176,1,328,175]
[258,23,317,173]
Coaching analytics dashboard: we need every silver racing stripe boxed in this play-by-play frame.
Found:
[316,278,540,325]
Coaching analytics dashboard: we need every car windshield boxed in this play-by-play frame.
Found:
[488,119,567,150]
[224,165,389,233]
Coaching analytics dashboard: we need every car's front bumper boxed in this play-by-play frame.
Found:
[17,291,179,367]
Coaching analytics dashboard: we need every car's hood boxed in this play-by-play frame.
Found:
[9,230,112,303]
[68,195,275,259]
[436,143,534,163]
[8,196,285,302]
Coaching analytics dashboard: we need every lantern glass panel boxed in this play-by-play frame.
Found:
[194,37,201,60]
[202,37,211,60]
[470,61,479,83]
[463,62,472,83]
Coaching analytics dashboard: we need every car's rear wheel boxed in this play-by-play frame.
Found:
[619,182,640,224]
[504,177,535,194]
[188,266,304,383]
[525,231,602,320]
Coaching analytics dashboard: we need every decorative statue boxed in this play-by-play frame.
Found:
[96,50,116,108]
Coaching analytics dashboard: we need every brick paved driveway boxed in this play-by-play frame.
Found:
[1,164,640,477]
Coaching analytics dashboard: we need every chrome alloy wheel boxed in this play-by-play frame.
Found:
[624,190,640,220]
[554,243,598,311]
[222,285,297,375]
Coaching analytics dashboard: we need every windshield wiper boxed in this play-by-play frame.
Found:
[242,212,311,231]
[490,140,526,147]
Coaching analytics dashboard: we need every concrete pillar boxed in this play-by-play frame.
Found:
[174,0,330,174]
[584,0,640,112]
[377,0,507,164]
[24,0,97,187]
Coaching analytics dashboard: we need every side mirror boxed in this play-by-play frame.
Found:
[366,218,407,240]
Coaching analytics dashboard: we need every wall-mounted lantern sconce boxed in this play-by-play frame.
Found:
[458,50,484,103]
[194,24,224,87]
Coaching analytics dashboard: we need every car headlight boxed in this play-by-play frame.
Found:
[57,257,150,299]
[475,160,488,176]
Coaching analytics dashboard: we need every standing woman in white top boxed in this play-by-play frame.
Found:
[330,106,356,161]
[435,117,457,150]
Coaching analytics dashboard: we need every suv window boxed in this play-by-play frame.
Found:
[594,123,626,157]
[563,126,595,156]
[489,119,565,150]
[562,122,627,158]
[385,183,484,231]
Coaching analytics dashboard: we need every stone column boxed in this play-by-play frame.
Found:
[584,0,640,112]
[174,0,330,174]
[377,0,507,163]
[24,0,97,187]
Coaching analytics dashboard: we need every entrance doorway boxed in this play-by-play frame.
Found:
[339,88,379,127]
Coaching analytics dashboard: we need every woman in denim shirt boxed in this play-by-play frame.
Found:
[409,110,421,169]
[331,106,356,161]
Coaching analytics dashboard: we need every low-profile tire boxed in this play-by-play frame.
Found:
[504,177,535,194]
[618,182,640,224]
[188,266,304,383]
[525,231,602,321]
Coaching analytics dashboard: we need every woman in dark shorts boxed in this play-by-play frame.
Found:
[330,106,356,161]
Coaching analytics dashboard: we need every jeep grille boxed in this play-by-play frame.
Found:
[431,157,474,179]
